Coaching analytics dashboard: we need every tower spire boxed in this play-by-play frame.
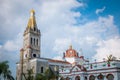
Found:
[23,9,41,59]
[27,9,37,29]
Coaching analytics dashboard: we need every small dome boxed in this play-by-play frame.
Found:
[65,46,78,57]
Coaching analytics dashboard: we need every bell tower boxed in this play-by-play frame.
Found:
[23,9,41,60]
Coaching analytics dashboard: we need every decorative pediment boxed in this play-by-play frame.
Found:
[71,66,81,72]
[71,65,87,72]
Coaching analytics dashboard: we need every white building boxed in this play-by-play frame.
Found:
[16,10,120,80]
[59,47,120,80]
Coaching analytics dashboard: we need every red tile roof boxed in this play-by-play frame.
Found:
[49,59,70,64]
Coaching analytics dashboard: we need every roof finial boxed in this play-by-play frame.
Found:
[27,9,37,29]
[30,9,35,16]
[69,45,72,49]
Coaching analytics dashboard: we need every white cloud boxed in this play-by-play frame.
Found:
[38,0,83,29]
[93,37,120,61]
[38,0,84,57]
[0,45,2,48]
[85,36,97,45]
[4,41,18,51]
[53,38,71,54]
[0,32,22,62]
[3,33,22,51]
[50,15,119,61]
[96,6,106,14]
[53,56,63,61]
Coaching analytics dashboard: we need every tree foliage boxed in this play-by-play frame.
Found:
[107,54,116,61]
[0,61,14,80]
[35,67,59,80]
[23,68,34,80]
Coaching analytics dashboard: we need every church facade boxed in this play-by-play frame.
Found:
[16,10,120,80]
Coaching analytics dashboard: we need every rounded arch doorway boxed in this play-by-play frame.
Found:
[75,76,80,80]
[60,77,64,80]
[89,75,95,80]
[97,73,104,80]
[106,74,114,80]
[66,77,69,80]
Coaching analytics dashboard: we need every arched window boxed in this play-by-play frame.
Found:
[85,76,87,80]
[106,74,114,80]
[89,75,95,80]
[34,27,36,31]
[75,76,80,80]
[34,38,35,45]
[25,54,27,58]
[41,67,43,73]
[66,77,69,80]
[36,39,38,46]
[97,73,104,80]
[60,77,64,80]
[31,38,32,44]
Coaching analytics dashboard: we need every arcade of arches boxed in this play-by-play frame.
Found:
[62,74,114,80]
[89,74,114,80]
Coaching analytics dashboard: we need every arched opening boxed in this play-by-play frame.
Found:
[75,76,80,80]
[89,75,95,80]
[25,54,27,58]
[60,77,64,80]
[85,76,87,80]
[106,74,114,80]
[66,77,69,80]
[34,38,35,45]
[41,67,43,73]
[34,27,36,31]
[31,38,32,44]
[97,73,104,80]
[33,54,36,57]
[36,39,38,46]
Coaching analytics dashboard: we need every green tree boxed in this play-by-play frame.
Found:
[59,77,65,80]
[23,68,34,80]
[107,54,116,61]
[0,61,14,80]
[35,67,59,80]
[27,69,34,80]
[106,55,117,67]
[36,73,46,80]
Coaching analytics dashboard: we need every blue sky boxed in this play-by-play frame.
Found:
[0,0,120,77]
